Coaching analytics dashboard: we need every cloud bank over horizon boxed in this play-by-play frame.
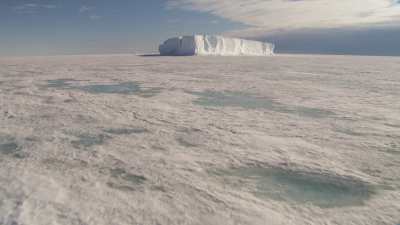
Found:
[2,0,400,56]
[167,0,400,37]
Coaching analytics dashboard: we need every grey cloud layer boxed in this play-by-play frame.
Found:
[167,0,400,35]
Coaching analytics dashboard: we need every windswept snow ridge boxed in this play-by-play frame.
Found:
[159,35,274,56]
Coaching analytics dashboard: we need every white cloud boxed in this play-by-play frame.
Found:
[78,6,102,21]
[14,3,38,10]
[167,18,181,24]
[43,4,57,9]
[167,0,400,36]
[79,6,92,13]
[89,15,102,20]
[13,3,57,13]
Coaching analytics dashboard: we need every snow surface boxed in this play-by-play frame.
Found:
[0,54,400,225]
[159,35,274,56]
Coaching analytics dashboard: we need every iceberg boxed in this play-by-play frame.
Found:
[159,35,274,56]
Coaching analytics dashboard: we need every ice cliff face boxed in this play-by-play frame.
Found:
[159,35,274,56]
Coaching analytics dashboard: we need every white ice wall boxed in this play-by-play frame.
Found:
[159,35,274,56]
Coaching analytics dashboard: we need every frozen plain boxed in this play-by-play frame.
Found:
[0,54,399,225]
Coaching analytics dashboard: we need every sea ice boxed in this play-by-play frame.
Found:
[1,54,399,225]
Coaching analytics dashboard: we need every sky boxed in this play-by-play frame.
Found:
[1,0,400,56]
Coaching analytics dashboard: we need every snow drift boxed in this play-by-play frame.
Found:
[159,35,274,56]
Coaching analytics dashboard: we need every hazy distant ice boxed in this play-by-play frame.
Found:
[0,54,399,225]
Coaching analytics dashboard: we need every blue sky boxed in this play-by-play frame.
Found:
[1,0,400,56]
[0,0,243,56]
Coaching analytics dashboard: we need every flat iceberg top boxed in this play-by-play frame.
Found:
[159,35,274,56]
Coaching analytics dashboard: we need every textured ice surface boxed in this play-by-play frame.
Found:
[71,133,110,150]
[0,54,400,225]
[159,35,274,56]
[104,127,147,135]
[190,90,335,118]
[45,79,162,96]
[107,168,147,191]
[0,136,19,155]
[215,167,374,208]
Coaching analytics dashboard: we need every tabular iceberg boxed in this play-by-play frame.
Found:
[159,35,274,56]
